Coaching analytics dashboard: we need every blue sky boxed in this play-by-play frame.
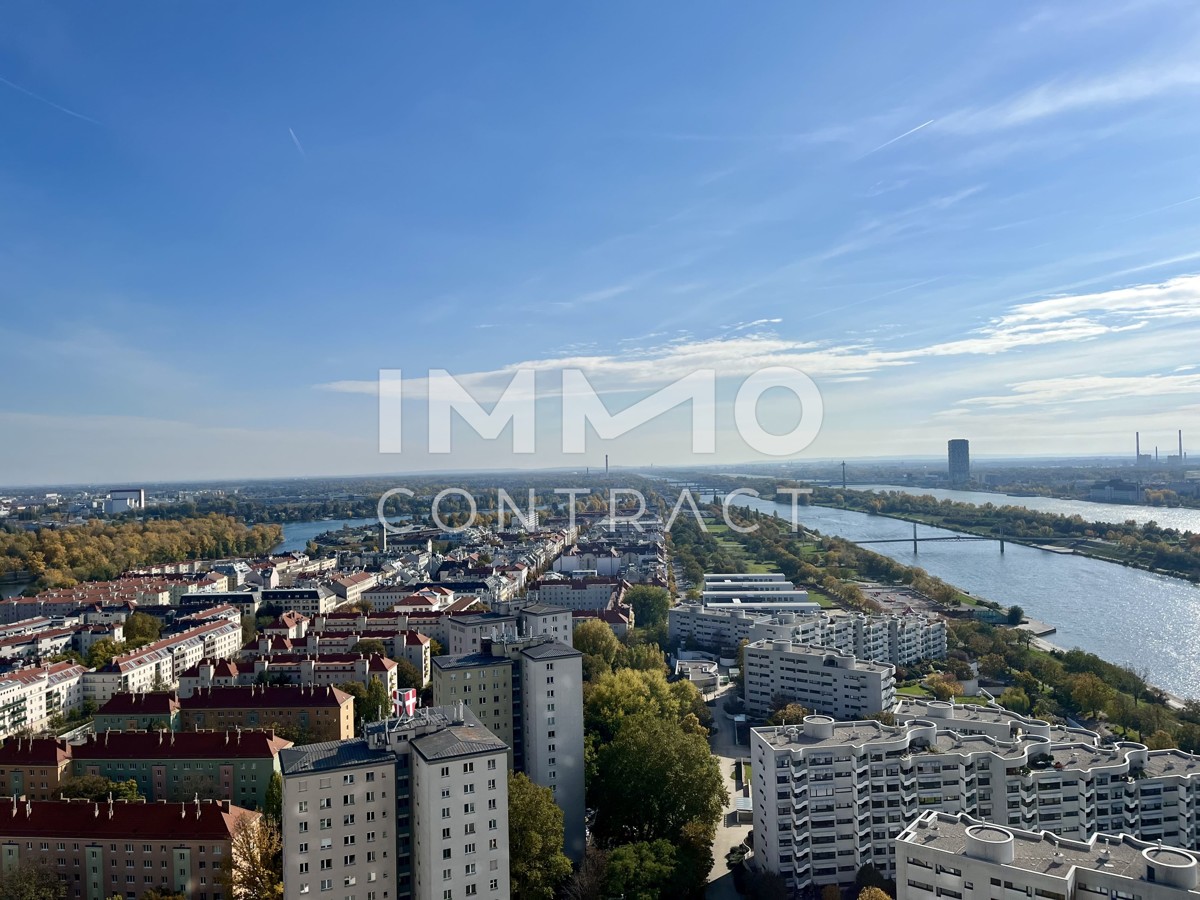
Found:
[3,2,1200,483]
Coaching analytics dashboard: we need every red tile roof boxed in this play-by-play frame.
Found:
[0,798,253,840]
[0,737,70,767]
[179,684,351,710]
[76,729,291,760]
[96,692,181,716]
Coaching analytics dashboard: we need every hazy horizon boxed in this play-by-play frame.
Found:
[4,3,1200,483]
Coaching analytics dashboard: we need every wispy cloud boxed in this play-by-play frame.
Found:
[938,59,1200,134]
[859,119,935,158]
[960,373,1200,409]
[288,127,307,159]
[0,74,99,125]
[317,272,1200,405]
[728,318,783,332]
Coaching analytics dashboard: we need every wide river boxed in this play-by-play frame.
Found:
[853,484,1200,532]
[724,492,1200,700]
[274,517,382,553]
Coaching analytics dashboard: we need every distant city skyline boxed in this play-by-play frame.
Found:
[4,3,1200,482]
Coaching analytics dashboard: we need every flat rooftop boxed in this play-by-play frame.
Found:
[901,811,1200,886]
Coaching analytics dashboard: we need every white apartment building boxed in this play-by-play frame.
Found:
[264,586,340,618]
[432,634,586,862]
[525,578,618,611]
[898,811,1200,900]
[742,640,896,720]
[669,605,947,666]
[82,619,241,702]
[0,661,87,738]
[447,614,518,656]
[515,604,573,644]
[750,714,1200,894]
[706,572,791,585]
[279,705,510,900]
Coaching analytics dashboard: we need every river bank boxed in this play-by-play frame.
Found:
[719,493,1200,698]
[808,500,1200,583]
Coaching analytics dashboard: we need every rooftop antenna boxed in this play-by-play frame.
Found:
[842,461,847,490]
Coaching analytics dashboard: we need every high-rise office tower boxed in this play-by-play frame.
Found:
[948,439,970,485]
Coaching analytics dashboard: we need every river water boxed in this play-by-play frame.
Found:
[274,517,382,553]
[726,494,1200,700]
[852,484,1200,532]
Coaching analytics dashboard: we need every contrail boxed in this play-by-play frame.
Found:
[0,74,99,125]
[1121,193,1200,222]
[288,127,306,159]
[861,119,935,158]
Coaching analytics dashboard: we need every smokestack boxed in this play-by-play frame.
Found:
[605,454,609,477]
[1137,432,1141,460]
[1180,430,1184,460]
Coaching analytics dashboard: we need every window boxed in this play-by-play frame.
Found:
[440,767,450,778]
[343,774,355,785]
[299,801,309,813]
[463,763,474,774]
[463,803,474,815]
[487,759,496,771]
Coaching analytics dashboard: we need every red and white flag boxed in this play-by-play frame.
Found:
[392,688,417,718]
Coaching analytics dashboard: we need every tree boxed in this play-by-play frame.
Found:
[998,688,1032,715]
[1007,605,1025,626]
[392,658,424,691]
[351,598,374,615]
[352,639,388,658]
[87,638,124,669]
[573,619,621,668]
[57,775,140,801]
[926,674,962,702]
[979,654,1008,679]
[672,818,716,896]
[591,714,727,846]
[1145,729,1176,750]
[624,585,671,629]
[217,813,283,900]
[859,888,893,900]
[562,848,607,900]
[122,612,162,648]
[264,772,283,824]
[508,772,572,900]
[767,703,810,726]
[584,668,709,743]
[428,638,445,658]
[364,676,392,723]
[822,885,843,900]
[141,891,187,900]
[580,653,610,683]
[1068,672,1112,718]
[0,862,65,900]
[614,642,667,673]
[603,840,677,900]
